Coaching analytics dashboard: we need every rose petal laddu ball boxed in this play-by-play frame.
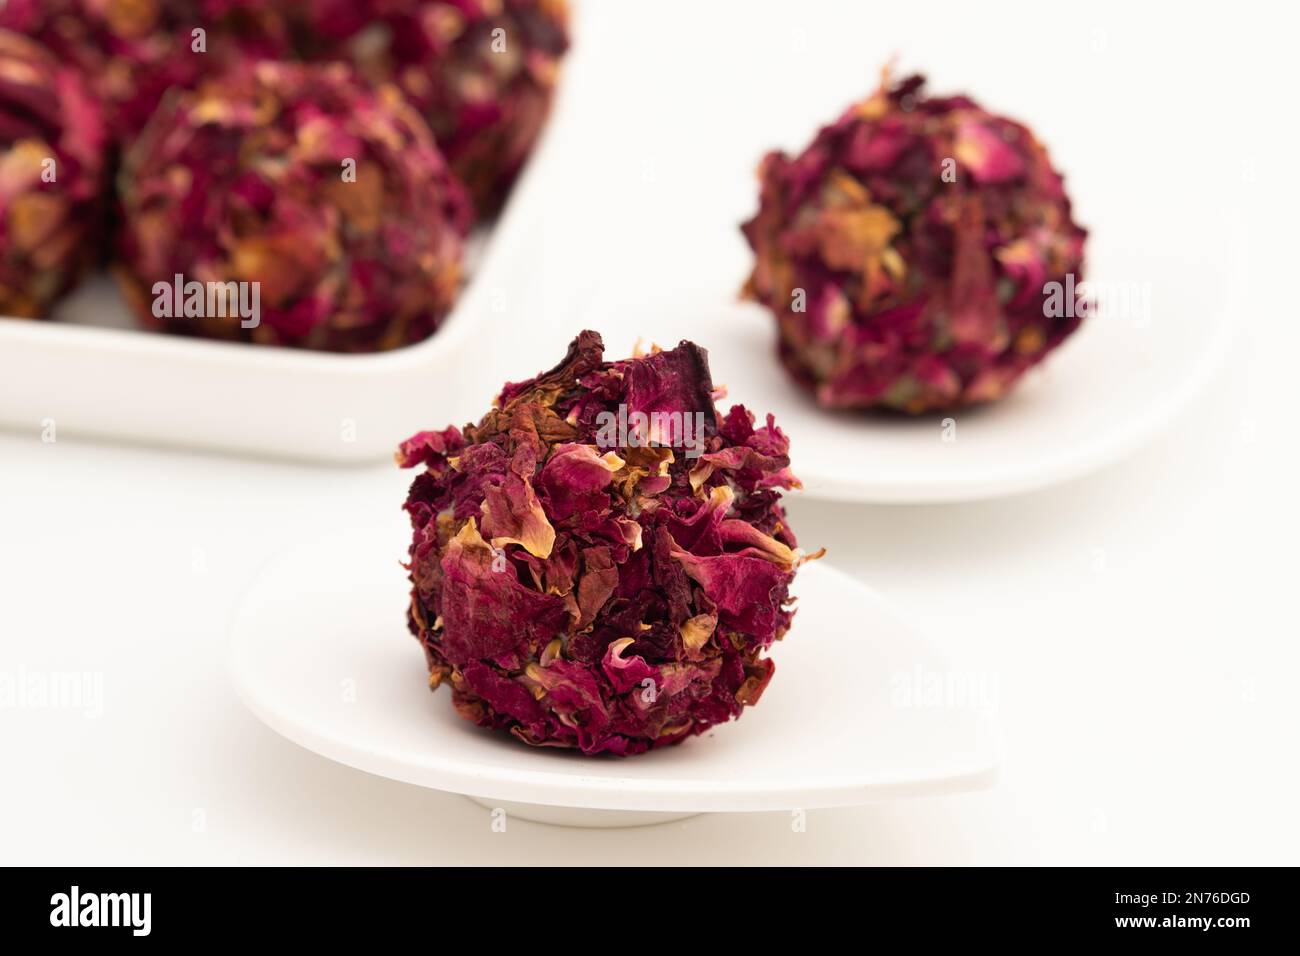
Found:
[114,60,472,351]
[398,331,821,756]
[298,0,570,214]
[0,29,107,317]
[743,72,1089,413]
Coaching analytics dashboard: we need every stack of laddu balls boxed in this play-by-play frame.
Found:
[0,0,569,351]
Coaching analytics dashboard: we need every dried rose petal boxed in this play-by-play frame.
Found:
[0,0,292,147]
[0,29,107,317]
[399,331,819,756]
[297,0,569,214]
[742,71,1089,412]
[113,60,471,351]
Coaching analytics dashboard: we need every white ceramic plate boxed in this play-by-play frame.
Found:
[0,15,574,466]
[229,528,999,827]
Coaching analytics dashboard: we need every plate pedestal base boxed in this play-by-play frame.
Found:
[465,796,702,828]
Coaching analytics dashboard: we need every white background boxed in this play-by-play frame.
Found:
[2,1,1297,863]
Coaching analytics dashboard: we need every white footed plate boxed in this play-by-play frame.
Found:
[229,529,998,827]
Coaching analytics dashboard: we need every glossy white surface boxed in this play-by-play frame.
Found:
[0,0,1294,864]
